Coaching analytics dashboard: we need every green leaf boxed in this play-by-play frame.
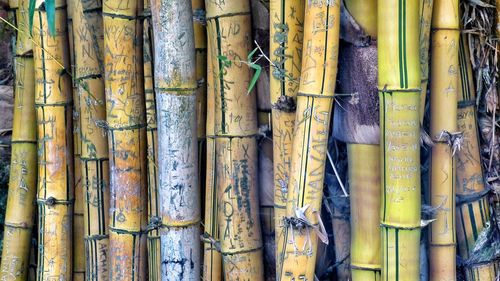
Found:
[28,0,36,35]
[247,47,261,94]
[45,0,56,36]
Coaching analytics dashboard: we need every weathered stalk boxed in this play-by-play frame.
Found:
[103,0,148,279]
[205,1,265,279]
[429,0,459,279]
[279,1,340,280]
[72,0,110,279]
[269,0,304,276]
[0,0,36,279]
[33,0,74,279]
[418,0,433,122]
[149,1,201,280]
[456,34,497,280]
[202,25,222,280]
[142,2,160,280]
[378,0,422,280]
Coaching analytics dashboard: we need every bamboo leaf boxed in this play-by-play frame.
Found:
[28,0,35,35]
[45,0,56,36]
[247,47,261,94]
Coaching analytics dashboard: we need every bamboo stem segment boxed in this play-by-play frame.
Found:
[378,0,422,280]
[269,0,304,276]
[72,0,110,279]
[0,1,37,279]
[33,0,74,279]
[418,0,433,122]
[279,2,340,280]
[103,0,148,279]
[429,0,459,280]
[205,1,265,279]
[150,1,201,280]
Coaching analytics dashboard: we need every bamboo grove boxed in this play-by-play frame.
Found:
[0,0,498,280]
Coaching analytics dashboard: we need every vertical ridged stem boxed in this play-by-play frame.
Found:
[378,0,422,280]
[73,0,110,279]
[269,1,305,278]
[429,0,459,280]
[418,0,433,122]
[0,1,37,280]
[202,23,222,280]
[33,0,74,279]
[142,2,160,280]
[150,0,201,280]
[103,0,148,279]
[205,1,265,280]
[279,2,340,280]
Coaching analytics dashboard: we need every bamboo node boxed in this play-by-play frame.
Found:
[434,130,464,155]
[272,95,296,113]
[200,232,221,252]
[146,216,162,231]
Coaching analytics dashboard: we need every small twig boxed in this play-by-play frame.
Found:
[326,151,348,197]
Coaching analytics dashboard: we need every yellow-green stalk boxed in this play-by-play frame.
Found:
[0,0,36,279]
[378,0,422,280]
[269,0,304,276]
[418,0,433,122]
[429,0,459,279]
[279,1,340,280]
[33,0,74,279]
[103,0,148,279]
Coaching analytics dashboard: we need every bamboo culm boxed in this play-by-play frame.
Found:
[33,0,74,279]
[103,0,148,279]
[150,1,201,280]
[0,0,37,279]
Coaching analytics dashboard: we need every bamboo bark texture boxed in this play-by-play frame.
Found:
[456,34,497,280]
[0,0,37,279]
[33,0,74,279]
[103,0,148,279]
[269,0,304,276]
[418,0,433,121]
[279,1,340,280]
[202,26,222,280]
[72,0,110,279]
[378,0,421,280]
[205,1,265,279]
[142,1,161,280]
[150,1,201,280]
[429,0,459,280]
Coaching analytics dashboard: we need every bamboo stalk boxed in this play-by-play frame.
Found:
[418,0,433,122]
[103,0,148,279]
[149,1,201,280]
[269,0,304,276]
[0,1,37,279]
[429,0,459,280]
[142,2,161,280]
[278,1,340,280]
[72,0,110,280]
[68,2,86,280]
[348,144,381,281]
[455,34,497,280]
[33,0,74,279]
[378,0,422,280]
[205,1,265,280]
[202,24,222,280]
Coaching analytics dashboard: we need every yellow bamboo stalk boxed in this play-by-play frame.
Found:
[72,0,110,280]
[103,0,148,279]
[278,2,340,280]
[378,0,422,280]
[202,25,222,280]
[68,2,85,280]
[205,1,265,279]
[269,0,304,276]
[429,0,459,280]
[142,2,160,280]
[456,34,497,280]
[418,0,433,122]
[33,0,74,279]
[0,1,36,280]
[348,144,381,281]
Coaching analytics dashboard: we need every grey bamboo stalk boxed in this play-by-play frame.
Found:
[0,0,37,279]
[150,1,201,280]
[142,2,161,280]
[103,0,148,279]
[73,0,110,279]
[33,0,74,279]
